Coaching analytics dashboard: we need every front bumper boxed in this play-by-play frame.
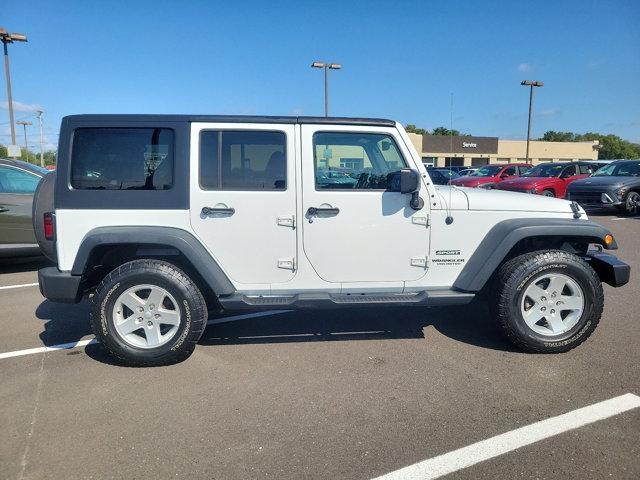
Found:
[38,267,83,303]
[568,189,624,208]
[585,251,630,287]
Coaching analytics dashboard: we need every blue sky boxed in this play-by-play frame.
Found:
[2,0,639,150]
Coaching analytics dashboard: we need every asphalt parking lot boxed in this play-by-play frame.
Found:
[1,212,638,480]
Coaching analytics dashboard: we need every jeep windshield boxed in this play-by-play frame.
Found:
[592,161,640,177]
[521,164,565,178]
[469,165,501,177]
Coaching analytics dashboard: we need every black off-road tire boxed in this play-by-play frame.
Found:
[90,259,208,366]
[493,250,604,353]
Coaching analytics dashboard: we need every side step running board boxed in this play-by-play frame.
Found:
[218,289,475,310]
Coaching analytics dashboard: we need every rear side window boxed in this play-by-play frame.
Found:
[71,128,174,190]
[199,130,286,190]
[579,164,595,174]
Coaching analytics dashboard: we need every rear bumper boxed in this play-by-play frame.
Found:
[586,251,630,287]
[38,267,82,303]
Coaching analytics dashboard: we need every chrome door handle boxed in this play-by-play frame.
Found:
[0,206,8,213]
[202,206,235,216]
[307,206,340,216]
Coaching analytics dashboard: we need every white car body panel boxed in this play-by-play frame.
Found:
[54,123,581,296]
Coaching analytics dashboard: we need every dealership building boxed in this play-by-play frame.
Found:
[407,133,599,167]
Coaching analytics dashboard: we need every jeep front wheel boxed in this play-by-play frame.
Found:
[494,250,604,353]
[90,259,208,366]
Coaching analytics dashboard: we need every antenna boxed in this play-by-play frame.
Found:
[446,93,454,225]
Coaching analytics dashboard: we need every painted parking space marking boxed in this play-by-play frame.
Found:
[0,338,98,360]
[0,282,39,291]
[0,310,292,361]
[372,393,640,480]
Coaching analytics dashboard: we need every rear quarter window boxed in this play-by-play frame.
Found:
[70,128,174,190]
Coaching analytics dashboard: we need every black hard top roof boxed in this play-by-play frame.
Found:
[62,114,396,127]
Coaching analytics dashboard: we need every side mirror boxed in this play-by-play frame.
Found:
[394,168,420,193]
[388,169,423,210]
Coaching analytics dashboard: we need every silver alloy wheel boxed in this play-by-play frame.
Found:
[112,284,181,349]
[520,273,584,336]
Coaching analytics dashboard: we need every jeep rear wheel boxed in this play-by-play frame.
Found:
[90,259,208,366]
[494,250,603,353]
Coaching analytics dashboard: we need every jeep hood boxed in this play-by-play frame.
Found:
[458,186,581,213]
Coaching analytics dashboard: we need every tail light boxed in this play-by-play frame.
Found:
[43,212,55,240]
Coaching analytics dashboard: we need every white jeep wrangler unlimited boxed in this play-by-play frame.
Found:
[34,115,630,366]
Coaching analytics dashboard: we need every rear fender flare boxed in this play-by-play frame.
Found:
[72,226,235,296]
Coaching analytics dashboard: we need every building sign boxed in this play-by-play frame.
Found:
[422,135,498,154]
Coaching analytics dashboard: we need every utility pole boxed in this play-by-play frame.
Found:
[521,80,543,164]
[0,28,28,158]
[16,120,32,160]
[311,61,342,117]
[36,110,45,167]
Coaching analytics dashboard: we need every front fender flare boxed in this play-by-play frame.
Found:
[453,218,616,292]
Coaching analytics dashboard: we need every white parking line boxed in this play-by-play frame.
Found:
[0,310,291,360]
[0,282,39,291]
[0,339,97,360]
[372,393,640,480]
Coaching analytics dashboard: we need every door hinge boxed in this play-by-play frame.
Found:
[277,257,296,271]
[412,215,430,227]
[277,215,296,229]
[410,256,428,268]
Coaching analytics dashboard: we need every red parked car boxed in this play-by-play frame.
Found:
[450,163,531,189]
[495,162,598,198]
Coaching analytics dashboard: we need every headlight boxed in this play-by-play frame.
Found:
[616,186,629,198]
[529,188,537,194]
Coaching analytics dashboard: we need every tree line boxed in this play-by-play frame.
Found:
[405,125,469,137]
[0,144,57,166]
[405,125,640,160]
[538,131,640,160]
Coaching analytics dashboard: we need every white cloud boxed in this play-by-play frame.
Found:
[517,63,534,72]
[537,109,560,118]
[0,100,43,113]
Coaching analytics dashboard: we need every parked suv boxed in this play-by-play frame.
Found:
[567,160,640,215]
[35,115,629,366]
[450,163,531,189]
[0,158,48,258]
[496,162,597,198]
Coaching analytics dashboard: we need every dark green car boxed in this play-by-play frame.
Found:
[0,158,48,258]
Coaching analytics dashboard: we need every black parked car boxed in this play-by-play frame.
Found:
[567,159,640,214]
[426,167,461,185]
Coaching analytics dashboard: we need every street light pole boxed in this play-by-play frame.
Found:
[311,61,342,117]
[36,110,45,167]
[16,120,32,160]
[0,28,28,158]
[521,80,543,164]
